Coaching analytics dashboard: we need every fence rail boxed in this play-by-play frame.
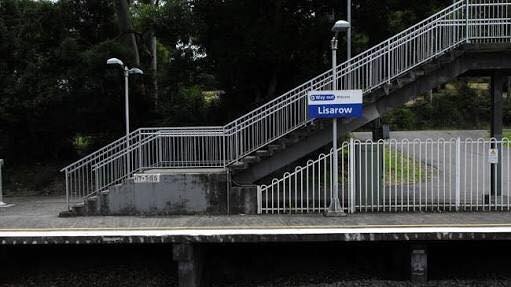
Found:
[62,0,511,208]
[258,138,511,214]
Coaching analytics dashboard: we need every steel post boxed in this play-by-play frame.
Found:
[465,0,470,42]
[65,169,70,210]
[347,0,351,60]
[124,67,131,177]
[328,37,342,214]
[455,137,461,211]
[349,138,356,213]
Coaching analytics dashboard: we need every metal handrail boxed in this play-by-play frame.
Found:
[62,0,511,208]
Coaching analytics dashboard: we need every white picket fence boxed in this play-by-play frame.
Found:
[257,138,511,214]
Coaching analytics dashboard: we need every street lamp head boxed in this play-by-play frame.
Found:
[332,20,350,34]
[128,68,144,75]
[107,58,124,67]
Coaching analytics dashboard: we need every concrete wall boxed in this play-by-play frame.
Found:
[105,169,229,216]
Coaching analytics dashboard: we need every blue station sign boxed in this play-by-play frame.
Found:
[307,90,363,119]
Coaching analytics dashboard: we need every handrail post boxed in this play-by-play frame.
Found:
[138,131,142,169]
[65,168,70,210]
[126,134,131,179]
[93,164,99,194]
[235,123,240,162]
[387,39,392,84]
[349,138,356,213]
[465,0,470,43]
[157,131,162,167]
[455,137,461,211]
[222,130,227,167]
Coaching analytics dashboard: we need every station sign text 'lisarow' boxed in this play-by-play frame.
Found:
[307,90,363,119]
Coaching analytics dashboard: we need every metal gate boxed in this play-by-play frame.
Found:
[257,138,511,214]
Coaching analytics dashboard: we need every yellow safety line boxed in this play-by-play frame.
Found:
[2,222,511,232]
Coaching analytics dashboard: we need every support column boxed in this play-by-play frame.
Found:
[371,118,390,141]
[173,243,204,287]
[491,71,504,197]
[410,246,428,282]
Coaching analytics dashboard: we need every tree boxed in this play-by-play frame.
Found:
[193,0,339,120]
[114,0,141,65]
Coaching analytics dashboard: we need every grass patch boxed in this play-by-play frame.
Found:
[383,148,429,185]
[301,146,429,187]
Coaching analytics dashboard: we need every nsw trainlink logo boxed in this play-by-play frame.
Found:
[309,94,336,101]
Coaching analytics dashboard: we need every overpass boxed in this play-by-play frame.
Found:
[60,0,511,216]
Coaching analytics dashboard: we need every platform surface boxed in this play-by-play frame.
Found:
[1,196,511,244]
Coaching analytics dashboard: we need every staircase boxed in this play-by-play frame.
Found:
[61,0,511,211]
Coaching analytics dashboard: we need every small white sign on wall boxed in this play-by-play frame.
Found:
[134,173,161,183]
[488,148,499,164]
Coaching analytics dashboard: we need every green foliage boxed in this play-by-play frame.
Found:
[159,85,219,126]
[384,80,494,130]
[0,0,496,170]
[384,148,428,184]
[193,0,340,119]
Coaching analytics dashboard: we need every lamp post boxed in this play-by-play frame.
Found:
[107,58,144,176]
[328,19,350,215]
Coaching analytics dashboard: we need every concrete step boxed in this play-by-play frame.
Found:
[422,62,440,73]
[411,70,425,78]
[267,143,285,152]
[255,149,273,158]
[383,82,393,95]
[71,203,86,216]
[295,128,314,138]
[397,77,414,88]
[100,190,110,215]
[241,155,260,164]
[438,57,454,65]
[278,136,300,145]
[58,210,75,217]
[309,121,325,130]
[86,196,99,216]
[231,161,248,170]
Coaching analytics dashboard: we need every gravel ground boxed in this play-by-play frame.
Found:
[2,242,511,287]
[212,279,511,287]
[209,268,511,287]
[0,245,177,287]
[1,265,178,287]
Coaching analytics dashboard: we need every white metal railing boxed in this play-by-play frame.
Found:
[60,127,224,207]
[62,0,511,208]
[91,129,226,194]
[258,138,511,214]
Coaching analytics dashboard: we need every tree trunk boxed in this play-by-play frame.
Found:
[114,0,140,65]
[151,0,159,107]
[152,33,158,107]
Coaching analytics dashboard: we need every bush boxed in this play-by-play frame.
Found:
[383,80,492,130]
